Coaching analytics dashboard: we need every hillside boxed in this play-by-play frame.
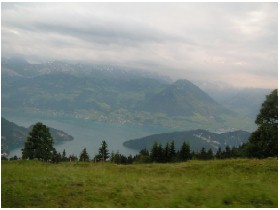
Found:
[123,129,250,152]
[1,117,74,155]
[142,80,231,117]
[2,159,278,207]
[2,59,256,130]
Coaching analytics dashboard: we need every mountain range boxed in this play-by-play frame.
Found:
[123,129,251,152]
[1,117,73,155]
[2,57,269,131]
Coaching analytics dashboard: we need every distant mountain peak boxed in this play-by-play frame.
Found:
[173,79,194,87]
[142,79,230,117]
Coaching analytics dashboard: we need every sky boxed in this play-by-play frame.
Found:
[1,2,278,88]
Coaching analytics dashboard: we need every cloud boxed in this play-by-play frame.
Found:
[1,2,278,88]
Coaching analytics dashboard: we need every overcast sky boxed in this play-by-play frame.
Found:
[1,2,278,88]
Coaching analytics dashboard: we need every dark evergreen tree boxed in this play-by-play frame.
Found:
[150,142,159,162]
[98,140,109,162]
[22,122,55,161]
[79,148,90,162]
[157,143,164,162]
[223,146,231,159]
[164,142,170,162]
[127,155,134,164]
[206,148,214,160]
[216,147,222,159]
[51,149,62,163]
[179,141,191,161]
[62,149,67,161]
[110,151,119,164]
[198,147,207,160]
[151,142,164,162]
[169,141,176,161]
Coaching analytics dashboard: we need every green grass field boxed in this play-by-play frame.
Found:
[1,158,278,207]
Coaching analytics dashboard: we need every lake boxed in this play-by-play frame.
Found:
[3,110,177,158]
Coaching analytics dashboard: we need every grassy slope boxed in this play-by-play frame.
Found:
[1,158,278,207]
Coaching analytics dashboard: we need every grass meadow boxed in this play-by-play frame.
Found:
[1,158,278,207]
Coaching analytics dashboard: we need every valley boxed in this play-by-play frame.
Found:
[2,58,262,132]
[1,3,277,208]
[2,58,269,158]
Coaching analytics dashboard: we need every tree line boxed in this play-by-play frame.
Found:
[2,137,249,164]
[3,89,277,163]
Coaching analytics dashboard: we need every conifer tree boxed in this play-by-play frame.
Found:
[179,141,191,161]
[79,148,89,162]
[169,141,176,161]
[98,140,109,162]
[199,147,207,160]
[62,149,67,161]
[150,142,158,162]
[157,143,164,162]
[164,142,170,162]
[22,122,55,161]
[206,148,214,160]
[151,142,164,162]
[216,147,222,159]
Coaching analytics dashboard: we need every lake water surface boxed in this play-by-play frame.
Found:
[3,110,177,158]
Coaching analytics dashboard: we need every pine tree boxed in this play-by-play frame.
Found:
[164,142,170,162]
[151,142,163,162]
[62,149,67,161]
[169,141,176,161]
[199,147,207,160]
[179,141,191,161]
[157,143,164,163]
[22,122,55,161]
[224,146,231,159]
[51,149,62,163]
[150,142,158,162]
[206,148,214,160]
[79,148,89,162]
[98,140,109,162]
[216,147,222,159]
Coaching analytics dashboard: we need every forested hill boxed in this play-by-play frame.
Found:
[1,117,74,155]
[123,129,250,152]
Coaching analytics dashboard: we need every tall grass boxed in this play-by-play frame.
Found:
[1,158,277,207]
